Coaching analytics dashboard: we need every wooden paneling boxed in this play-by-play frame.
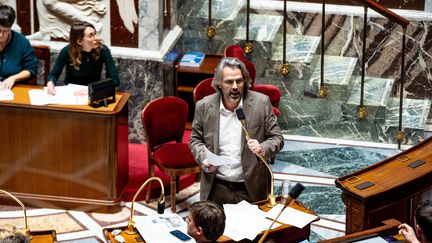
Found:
[336,136,432,233]
[0,85,130,212]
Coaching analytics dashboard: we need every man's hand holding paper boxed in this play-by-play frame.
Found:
[204,147,237,166]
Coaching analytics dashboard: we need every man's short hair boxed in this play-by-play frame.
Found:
[416,200,432,241]
[0,224,29,243]
[0,5,15,28]
[189,201,226,241]
[0,235,30,243]
[211,57,252,93]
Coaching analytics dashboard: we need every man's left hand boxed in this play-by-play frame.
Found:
[247,139,265,157]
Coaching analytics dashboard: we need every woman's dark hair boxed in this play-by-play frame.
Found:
[0,5,15,28]
[68,21,101,70]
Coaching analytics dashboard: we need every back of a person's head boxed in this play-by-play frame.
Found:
[416,200,432,242]
[0,235,29,243]
[190,201,226,242]
[0,225,29,243]
[0,5,15,28]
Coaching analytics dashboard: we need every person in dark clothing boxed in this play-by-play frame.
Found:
[399,200,432,243]
[0,5,37,90]
[186,201,226,243]
[47,21,119,95]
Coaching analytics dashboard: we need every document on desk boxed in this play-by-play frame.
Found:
[0,89,14,100]
[204,147,236,166]
[223,200,280,241]
[28,84,88,106]
[266,204,319,229]
[135,213,196,243]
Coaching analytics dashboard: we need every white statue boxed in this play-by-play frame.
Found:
[116,0,138,34]
[28,0,107,40]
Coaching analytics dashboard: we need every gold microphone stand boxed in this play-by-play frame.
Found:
[258,200,292,243]
[125,177,165,235]
[0,189,31,239]
[240,124,276,208]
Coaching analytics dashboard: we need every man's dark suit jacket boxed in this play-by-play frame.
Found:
[189,91,284,201]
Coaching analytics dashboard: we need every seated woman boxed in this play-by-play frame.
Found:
[47,21,119,95]
[0,5,37,90]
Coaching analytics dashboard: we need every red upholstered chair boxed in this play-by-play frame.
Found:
[141,96,201,212]
[224,45,282,116]
[193,77,216,103]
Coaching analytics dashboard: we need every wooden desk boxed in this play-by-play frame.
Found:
[218,199,318,243]
[0,85,130,212]
[336,136,432,233]
[318,219,402,243]
[103,199,318,243]
[175,53,222,123]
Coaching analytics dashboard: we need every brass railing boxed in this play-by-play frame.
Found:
[351,0,409,148]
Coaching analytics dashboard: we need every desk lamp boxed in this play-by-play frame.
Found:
[236,108,276,208]
[0,189,31,239]
[125,177,165,235]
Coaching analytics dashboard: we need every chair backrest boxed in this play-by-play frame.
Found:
[141,96,188,149]
[223,44,256,85]
[29,44,50,86]
[193,77,216,103]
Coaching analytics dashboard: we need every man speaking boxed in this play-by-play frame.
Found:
[189,57,284,205]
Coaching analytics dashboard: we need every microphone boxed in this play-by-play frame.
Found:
[282,183,305,207]
[157,196,166,214]
[258,183,305,243]
[235,108,250,140]
[125,177,166,235]
[235,107,276,207]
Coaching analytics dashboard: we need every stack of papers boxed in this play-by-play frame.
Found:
[28,84,88,106]
[223,200,319,241]
[0,89,14,100]
[223,201,280,241]
[135,213,195,243]
[266,204,319,228]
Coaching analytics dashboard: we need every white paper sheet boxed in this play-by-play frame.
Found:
[0,89,14,100]
[204,146,237,166]
[223,200,280,241]
[135,213,196,243]
[28,84,88,106]
[266,203,319,229]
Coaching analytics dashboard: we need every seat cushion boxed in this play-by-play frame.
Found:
[124,143,197,201]
[153,143,197,169]
[250,84,282,105]
[273,107,280,117]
